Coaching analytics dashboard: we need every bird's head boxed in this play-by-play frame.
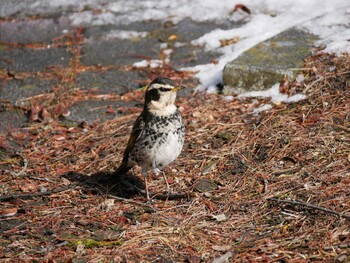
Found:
[144,77,182,115]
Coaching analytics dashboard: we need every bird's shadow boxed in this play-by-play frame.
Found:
[62,171,145,199]
[62,171,194,201]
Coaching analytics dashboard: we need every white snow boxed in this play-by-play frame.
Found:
[295,74,305,85]
[239,83,307,104]
[31,0,350,94]
[133,60,149,68]
[253,104,272,115]
[188,1,350,91]
[222,95,234,101]
[105,30,148,40]
[133,59,165,68]
[133,48,173,68]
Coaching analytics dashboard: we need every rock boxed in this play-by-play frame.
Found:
[194,178,218,192]
[212,251,233,263]
[336,254,347,263]
[223,28,318,93]
[211,214,227,222]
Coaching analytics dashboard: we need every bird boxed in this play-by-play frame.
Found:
[115,76,185,201]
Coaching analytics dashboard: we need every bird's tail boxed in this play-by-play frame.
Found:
[114,159,132,176]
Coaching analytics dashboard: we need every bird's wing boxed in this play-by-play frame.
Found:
[123,114,145,159]
[115,114,145,174]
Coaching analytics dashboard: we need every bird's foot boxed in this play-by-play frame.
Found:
[161,186,172,200]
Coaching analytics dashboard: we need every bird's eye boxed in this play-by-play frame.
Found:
[158,87,172,92]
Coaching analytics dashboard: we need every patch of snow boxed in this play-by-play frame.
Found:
[300,7,350,53]
[133,59,163,68]
[149,60,163,68]
[222,95,234,101]
[105,30,148,40]
[188,1,350,91]
[133,48,173,68]
[295,74,305,84]
[253,104,272,115]
[163,49,173,56]
[239,83,307,104]
[27,0,350,92]
[133,59,167,68]
[133,60,149,68]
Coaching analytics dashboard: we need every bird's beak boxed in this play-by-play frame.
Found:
[172,86,185,92]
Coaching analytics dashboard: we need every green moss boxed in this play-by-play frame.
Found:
[68,238,122,248]
[21,84,35,90]
[0,44,9,50]
[223,28,319,92]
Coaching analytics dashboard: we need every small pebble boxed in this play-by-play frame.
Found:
[40,186,48,193]
[336,254,347,263]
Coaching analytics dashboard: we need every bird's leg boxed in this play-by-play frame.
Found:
[162,171,170,193]
[153,161,170,194]
[142,170,150,202]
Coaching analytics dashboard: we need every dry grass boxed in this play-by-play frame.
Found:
[0,53,349,262]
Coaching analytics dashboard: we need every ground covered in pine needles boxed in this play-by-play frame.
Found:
[0,53,349,262]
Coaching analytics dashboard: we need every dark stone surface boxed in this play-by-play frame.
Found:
[0,17,71,44]
[172,45,220,68]
[175,19,233,42]
[76,70,141,94]
[0,78,58,104]
[0,47,70,72]
[0,110,27,134]
[0,0,97,18]
[0,0,38,18]
[84,21,162,40]
[81,38,159,67]
[66,100,134,124]
[81,19,230,69]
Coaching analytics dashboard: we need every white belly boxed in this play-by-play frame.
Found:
[148,132,183,170]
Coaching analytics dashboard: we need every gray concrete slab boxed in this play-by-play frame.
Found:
[81,38,159,67]
[172,45,221,68]
[76,70,141,94]
[0,47,70,72]
[0,110,27,134]
[0,78,58,105]
[66,100,132,124]
[0,17,71,44]
[175,19,234,42]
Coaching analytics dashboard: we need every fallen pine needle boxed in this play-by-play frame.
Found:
[269,198,350,221]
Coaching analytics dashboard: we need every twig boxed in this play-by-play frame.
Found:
[272,166,301,176]
[263,179,268,193]
[0,185,73,202]
[269,198,350,220]
[28,176,56,183]
[7,152,28,177]
[331,124,350,133]
[324,243,350,251]
[107,194,157,212]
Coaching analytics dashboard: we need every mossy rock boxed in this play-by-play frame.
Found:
[223,28,318,93]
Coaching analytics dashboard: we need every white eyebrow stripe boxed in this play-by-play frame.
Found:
[147,83,174,91]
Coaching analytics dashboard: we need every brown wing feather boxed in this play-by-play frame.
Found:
[115,114,145,175]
